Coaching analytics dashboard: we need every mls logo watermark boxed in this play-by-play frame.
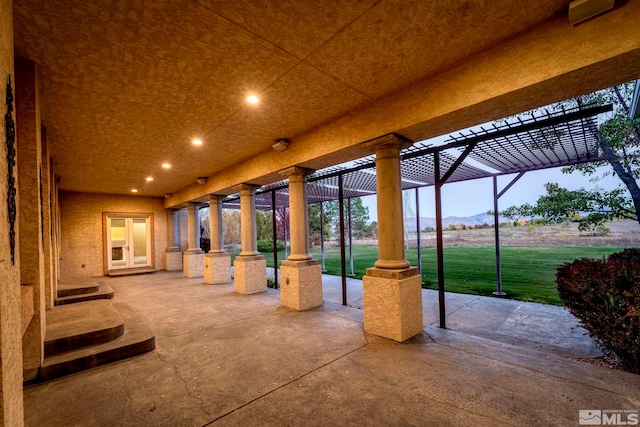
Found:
[579,410,639,425]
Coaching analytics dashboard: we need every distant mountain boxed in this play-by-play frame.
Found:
[404,212,506,229]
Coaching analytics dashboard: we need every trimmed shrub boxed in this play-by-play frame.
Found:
[257,239,284,252]
[556,248,640,374]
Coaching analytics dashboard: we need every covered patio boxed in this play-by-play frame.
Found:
[24,271,639,426]
[4,0,640,424]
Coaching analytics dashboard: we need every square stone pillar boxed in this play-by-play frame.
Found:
[16,58,46,380]
[41,128,55,309]
[233,184,267,294]
[363,267,423,342]
[278,166,323,310]
[280,260,323,310]
[204,195,231,284]
[204,253,231,284]
[361,134,423,342]
[183,203,204,277]
[165,249,183,271]
[183,252,204,277]
[234,255,267,294]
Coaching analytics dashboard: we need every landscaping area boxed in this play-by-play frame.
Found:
[229,245,623,306]
[224,220,638,306]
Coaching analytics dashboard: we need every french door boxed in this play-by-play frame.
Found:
[106,215,152,270]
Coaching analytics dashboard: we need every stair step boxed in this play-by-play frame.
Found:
[29,302,155,384]
[57,279,100,298]
[107,268,156,277]
[44,300,124,356]
[55,283,114,306]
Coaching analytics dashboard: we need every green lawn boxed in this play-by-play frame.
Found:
[231,245,623,306]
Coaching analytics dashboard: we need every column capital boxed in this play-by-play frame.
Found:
[233,183,261,194]
[361,133,413,153]
[208,194,226,203]
[279,166,315,178]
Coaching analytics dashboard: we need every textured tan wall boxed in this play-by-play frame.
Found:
[41,129,54,309]
[16,57,46,378]
[0,0,25,424]
[59,191,168,279]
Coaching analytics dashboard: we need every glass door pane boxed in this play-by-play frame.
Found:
[110,218,127,267]
[132,218,148,266]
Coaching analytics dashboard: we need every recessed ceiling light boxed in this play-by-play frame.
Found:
[247,95,259,104]
[131,189,138,193]
[146,177,153,182]
[162,163,171,169]
[192,138,203,145]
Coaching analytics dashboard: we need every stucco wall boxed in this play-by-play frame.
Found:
[0,0,25,424]
[59,191,168,279]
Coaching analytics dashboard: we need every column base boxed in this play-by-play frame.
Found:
[280,260,322,311]
[204,253,231,284]
[363,267,423,342]
[165,249,183,271]
[233,255,267,294]
[183,251,205,278]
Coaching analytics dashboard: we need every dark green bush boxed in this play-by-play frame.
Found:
[256,239,284,252]
[556,248,640,374]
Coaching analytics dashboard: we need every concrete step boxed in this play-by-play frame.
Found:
[107,268,156,277]
[57,284,99,298]
[28,302,155,384]
[55,283,114,306]
[44,300,125,357]
[57,278,101,298]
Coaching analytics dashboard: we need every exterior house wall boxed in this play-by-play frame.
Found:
[0,0,25,424]
[59,191,168,279]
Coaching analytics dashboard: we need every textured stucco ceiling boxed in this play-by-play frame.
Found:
[10,0,601,198]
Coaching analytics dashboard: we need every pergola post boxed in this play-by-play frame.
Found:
[435,153,446,328]
[492,172,525,296]
[204,195,231,284]
[279,167,322,310]
[271,190,279,288]
[492,176,505,296]
[348,198,354,276]
[320,201,326,272]
[339,174,347,306]
[165,208,182,271]
[233,184,267,294]
[183,202,205,278]
[361,134,423,342]
[415,187,422,275]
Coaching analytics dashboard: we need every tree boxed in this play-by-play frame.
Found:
[222,209,241,245]
[345,197,372,238]
[499,204,533,226]
[500,81,640,229]
[308,201,338,240]
[255,210,272,241]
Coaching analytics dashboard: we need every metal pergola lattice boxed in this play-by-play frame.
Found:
[216,103,613,328]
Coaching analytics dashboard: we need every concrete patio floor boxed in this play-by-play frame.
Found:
[24,271,639,426]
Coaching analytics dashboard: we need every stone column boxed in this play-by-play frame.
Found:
[279,167,322,310]
[361,134,423,342]
[183,203,204,277]
[165,209,182,271]
[233,184,266,294]
[204,195,231,284]
[16,58,46,381]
